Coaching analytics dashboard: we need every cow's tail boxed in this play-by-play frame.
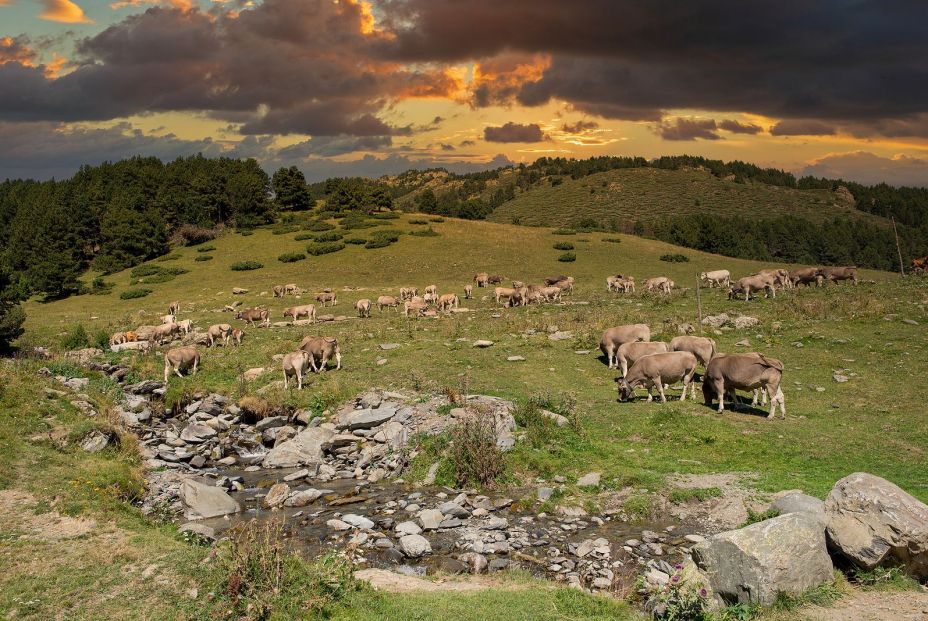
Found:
[758,354,784,371]
[708,338,717,360]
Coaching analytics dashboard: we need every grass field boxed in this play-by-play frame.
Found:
[486,167,879,229]
[6,212,928,619]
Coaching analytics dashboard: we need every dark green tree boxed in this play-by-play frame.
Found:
[272,166,312,211]
[0,267,25,354]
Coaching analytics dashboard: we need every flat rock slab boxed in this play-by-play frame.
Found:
[263,427,335,468]
[473,340,494,347]
[342,408,397,430]
[110,341,151,352]
[355,569,489,593]
[181,479,241,520]
[379,343,401,350]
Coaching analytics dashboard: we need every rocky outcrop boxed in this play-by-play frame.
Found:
[692,512,833,606]
[824,472,928,580]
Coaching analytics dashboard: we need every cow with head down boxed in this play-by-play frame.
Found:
[473,273,489,288]
[378,295,399,312]
[599,324,651,369]
[821,266,858,285]
[616,351,698,403]
[437,293,459,311]
[644,277,674,294]
[282,350,312,390]
[299,335,342,372]
[207,323,233,347]
[315,291,337,307]
[463,284,473,299]
[730,272,777,301]
[164,346,199,382]
[702,352,785,419]
[616,340,671,377]
[236,308,270,327]
[283,304,316,323]
[355,299,372,318]
[789,267,824,288]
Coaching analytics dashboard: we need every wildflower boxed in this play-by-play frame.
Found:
[674,563,683,570]
[671,574,680,583]
[699,588,708,598]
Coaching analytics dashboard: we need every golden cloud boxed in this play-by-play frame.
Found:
[40,0,93,23]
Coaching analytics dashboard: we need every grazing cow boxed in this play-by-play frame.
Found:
[699,270,731,289]
[110,332,127,346]
[161,314,176,324]
[400,287,418,301]
[487,274,505,285]
[299,336,342,372]
[821,266,858,285]
[231,328,245,345]
[670,335,717,366]
[759,268,792,289]
[616,341,672,377]
[168,301,180,315]
[273,285,285,298]
[702,353,785,419]
[554,277,574,294]
[607,276,635,293]
[644,277,674,294]
[606,275,624,291]
[731,273,777,300]
[377,295,400,312]
[544,275,570,286]
[315,291,337,307]
[539,286,562,302]
[404,298,429,317]
[164,346,199,382]
[355,298,372,318]
[284,283,299,295]
[599,324,651,369]
[494,286,522,306]
[617,351,699,403]
[177,319,193,335]
[464,284,473,299]
[523,289,544,305]
[424,285,438,296]
[437,293,459,311]
[151,322,179,345]
[789,267,824,288]
[282,350,312,390]
[512,280,525,289]
[236,308,270,327]
[423,292,438,305]
[207,323,233,347]
[473,273,489,288]
[283,304,317,323]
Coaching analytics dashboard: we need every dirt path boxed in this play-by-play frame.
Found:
[805,590,928,621]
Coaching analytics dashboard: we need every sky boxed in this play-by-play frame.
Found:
[1,0,927,185]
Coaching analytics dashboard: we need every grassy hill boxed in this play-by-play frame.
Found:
[487,167,874,229]
[7,213,928,619]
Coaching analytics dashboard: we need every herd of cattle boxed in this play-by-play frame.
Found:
[103,263,866,417]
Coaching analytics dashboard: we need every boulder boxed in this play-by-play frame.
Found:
[181,479,241,520]
[285,489,324,507]
[771,492,825,524]
[692,512,833,606]
[263,483,290,508]
[340,408,397,431]
[824,472,928,580]
[262,427,335,468]
[398,534,432,558]
[180,423,217,443]
[577,472,601,487]
[418,508,444,530]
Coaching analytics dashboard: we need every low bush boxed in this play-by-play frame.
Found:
[553,242,574,250]
[409,227,440,237]
[409,218,428,225]
[130,264,161,277]
[194,255,213,262]
[558,251,577,262]
[174,224,216,245]
[370,211,399,219]
[272,224,299,235]
[230,261,263,271]
[340,214,378,230]
[449,410,504,487]
[294,233,314,241]
[238,229,254,236]
[196,245,216,253]
[602,237,622,243]
[365,230,401,249]
[429,216,445,222]
[120,287,153,299]
[575,217,601,230]
[660,253,690,263]
[304,220,335,232]
[312,231,343,242]
[344,237,367,245]
[156,252,181,262]
[61,324,89,350]
[278,252,306,263]
[83,276,114,295]
[741,507,780,527]
[552,228,576,235]
[305,242,345,256]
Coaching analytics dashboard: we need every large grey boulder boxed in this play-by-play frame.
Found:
[340,408,397,431]
[692,512,833,606]
[262,426,335,468]
[771,492,826,524]
[824,472,928,580]
[398,534,432,558]
[181,479,241,520]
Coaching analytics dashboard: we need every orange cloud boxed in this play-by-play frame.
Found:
[40,0,93,23]
[110,0,194,10]
[0,37,37,66]
[471,53,550,107]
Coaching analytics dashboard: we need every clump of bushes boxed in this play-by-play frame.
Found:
[196,245,216,253]
[278,252,306,263]
[553,242,574,250]
[83,276,114,295]
[238,229,254,236]
[370,212,399,220]
[61,324,89,350]
[120,287,153,299]
[575,217,601,230]
[129,265,188,283]
[602,237,622,244]
[340,214,378,230]
[175,224,216,246]
[272,224,299,235]
[660,253,690,263]
[303,220,335,232]
[306,242,345,256]
[365,230,401,249]
[130,264,161,277]
[552,228,576,235]
[558,252,577,262]
[344,237,366,245]
[449,410,503,487]
[409,218,428,225]
[194,255,213,262]
[230,261,263,271]
[294,233,314,241]
[409,227,440,237]
[312,231,343,242]
[429,217,445,223]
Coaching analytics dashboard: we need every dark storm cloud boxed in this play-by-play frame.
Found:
[802,152,928,187]
[656,118,721,141]
[560,120,599,133]
[484,122,547,143]
[718,119,763,135]
[278,135,394,158]
[770,119,837,136]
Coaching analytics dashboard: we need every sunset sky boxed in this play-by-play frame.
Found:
[1,0,927,184]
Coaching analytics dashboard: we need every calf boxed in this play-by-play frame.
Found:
[377,295,400,312]
[400,287,418,301]
[702,353,785,419]
[355,298,372,318]
[599,324,651,369]
[616,341,671,377]
[299,335,342,372]
[789,267,823,288]
[231,328,245,346]
[177,319,193,335]
[236,308,270,327]
[464,284,473,299]
[821,266,858,285]
[644,277,674,293]
[164,346,199,382]
[283,304,316,323]
[282,350,312,390]
[670,335,716,366]
[617,351,698,403]
[699,270,730,288]
[207,323,233,347]
[473,273,489,288]
[437,293,459,311]
[168,301,180,315]
[315,291,337,307]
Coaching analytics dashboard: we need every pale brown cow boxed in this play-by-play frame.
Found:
[355,298,372,318]
[164,346,200,382]
[644,277,674,294]
[151,322,179,345]
[299,336,342,372]
[404,298,429,317]
[109,332,127,346]
[473,273,489,288]
[168,301,180,315]
[599,324,651,369]
[617,351,698,403]
[231,328,245,345]
[437,293,459,311]
[789,267,824,288]
[207,323,233,347]
[273,285,285,298]
[282,350,312,390]
[539,286,562,302]
[377,295,400,312]
[283,304,316,323]
[670,335,716,366]
[731,273,777,300]
[315,291,337,307]
[236,308,270,327]
[821,266,858,285]
[424,285,438,296]
[400,287,418,301]
[616,341,671,377]
[702,353,785,419]
[463,284,473,299]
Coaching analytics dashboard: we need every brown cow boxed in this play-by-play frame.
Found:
[168,301,180,315]
[236,308,270,327]
[207,323,233,347]
[617,351,698,403]
[473,273,489,288]
[273,285,285,298]
[315,291,337,307]
[231,328,245,345]
[821,266,858,285]
[544,275,570,286]
[487,274,505,285]
[644,277,674,294]
[282,350,312,390]
[124,331,138,342]
[283,304,316,323]
[377,295,400,312]
[760,268,791,289]
[355,298,372,318]
[164,346,199,382]
[463,284,473,299]
[912,256,928,274]
[731,273,777,300]
[702,353,785,419]
[789,267,824,288]
[400,287,418,301]
[616,341,671,377]
[670,335,716,366]
[299,335,342,372]
[404,298,429,317]
[437,293,459,311]
[599,324,651,369]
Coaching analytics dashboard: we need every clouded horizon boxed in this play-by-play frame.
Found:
[1,0,927,185]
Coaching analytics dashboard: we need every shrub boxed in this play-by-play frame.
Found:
[552,228,576,235]
[449,410,503,487]
[84,276,114,295]
[230,261,263,271]
[162,267,188,276]
[61,324,89,350]
[575,217,601,230]
[304,220,335,232]
[409,227,440,237]
[603,237,622,244]
[92,329,110,351]
[305,242,345,256]
[238,229,254,236]
[272,224,299,235]
[312,231,343,242]
[120,287,152,299]
[278,252,306,263]
[194,255,213,262]
[196,245,216,253]
[558,252,577,262]
[175,224,216,245]
[553,242,574,250]
[364,230,401,249]
[340,214,378,230]
[370,212,399,219]
[130,264,161,277]
[660,253,690,263]
[294,233,314,241]
[344,237,366,245]
[429,217,445,222]
[409,218,428,225]
[139,273,174,284]
[742,507,780,527]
